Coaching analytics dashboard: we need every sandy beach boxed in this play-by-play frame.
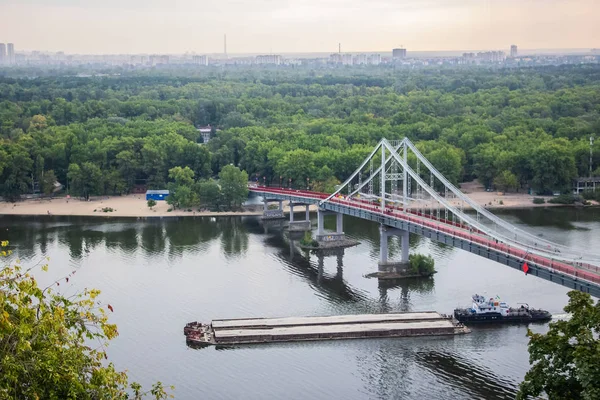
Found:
[0,195,260,218]
[0,182,561,219]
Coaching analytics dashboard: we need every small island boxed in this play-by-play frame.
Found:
[366,253,436,280]
[298,231,360,250]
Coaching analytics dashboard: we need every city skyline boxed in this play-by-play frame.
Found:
[0,0,598,54]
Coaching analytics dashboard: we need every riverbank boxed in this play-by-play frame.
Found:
[0,195,256,217]
[0,183,573,218]
[0,195,322,218]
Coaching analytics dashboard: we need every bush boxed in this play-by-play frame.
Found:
[581,190,600,202]
[533,197,545,204]
[408,253,436,276]
[300,231,319,248]
[548,194,582,204]
[101,207,114,212]
[147,199,157,209]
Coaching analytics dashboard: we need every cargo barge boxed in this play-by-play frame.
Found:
[184,312,470,346]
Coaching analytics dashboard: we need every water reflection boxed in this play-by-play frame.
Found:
[219,218,249,258]
[264,232,366,304]
[141,222,166,255]
[377,277,435,313]
[415,350,518,399]
[0,215,252,262]
[357,341,414,399]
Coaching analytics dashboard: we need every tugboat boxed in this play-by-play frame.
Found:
[454,294,552,323]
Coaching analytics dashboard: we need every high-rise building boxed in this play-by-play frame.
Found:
[192,55,209,66]
[341,54,353,65]
[353,54,368,65]
[255,55,282,65]
[368,54,381,65]
[329,53,342,64]
[392,48,407,59]
[149,55,169,66]
[510,45,518,58]
[0,43,6,65]
[7,43,14,64]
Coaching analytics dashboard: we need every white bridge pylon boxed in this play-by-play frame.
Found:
[320,138,600,265]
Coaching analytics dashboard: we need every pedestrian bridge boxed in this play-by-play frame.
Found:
[250,138,600,297]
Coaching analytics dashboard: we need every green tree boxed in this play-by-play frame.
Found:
[531,140,577,194]
[168,166,195,187]
[67,162,103,201]
[493,170,518,192]
[219,165,248,210]
[312,166,340,193]
[166,166,198,209]
[197,180,222,211]
[408,253,436,276]
[147,199,157,209]
[517,291,600,400]
[275,149,315,187]
[0,143,34,201]
[41,169,58,196]
[116,150,139,192]
[0,241,172,399]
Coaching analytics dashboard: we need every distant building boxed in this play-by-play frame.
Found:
[255,55,282,65]
[341,54,353,65]
[7,43,14,64]
[149,55,169,66]
[198,125,212,143]
[368,54,381,65]
[145,190,170,201]
[510,45,518,58]
[353,54,368,65]
[192,55,209,66]
[329,53,342,64]
[0,43,5,65]
[392,48,407,59]
[574,177,600,193]
[462,51,505,64]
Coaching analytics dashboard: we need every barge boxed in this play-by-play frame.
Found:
[184,312,470,347]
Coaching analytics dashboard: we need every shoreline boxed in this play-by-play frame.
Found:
[0,191,587,219]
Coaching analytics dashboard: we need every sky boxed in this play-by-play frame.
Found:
[0,0,598,54]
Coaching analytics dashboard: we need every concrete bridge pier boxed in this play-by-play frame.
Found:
[378,224,411,276]
[314,209,359,249]
[288,203,312,232]
[261,198,285,220]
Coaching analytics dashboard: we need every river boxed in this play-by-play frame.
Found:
[1,206,599,399]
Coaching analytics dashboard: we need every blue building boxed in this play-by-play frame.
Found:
[145,190,170,201]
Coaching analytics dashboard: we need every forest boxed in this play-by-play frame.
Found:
[1,64,599,205]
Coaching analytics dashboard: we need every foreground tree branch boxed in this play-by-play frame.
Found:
[0,241,173,399]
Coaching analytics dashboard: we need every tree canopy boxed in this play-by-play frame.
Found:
[1,64,600,200]
[518,290,600,400]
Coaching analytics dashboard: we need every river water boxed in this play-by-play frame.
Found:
[1,205,599,399]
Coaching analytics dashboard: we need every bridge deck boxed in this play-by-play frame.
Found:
[250,186,600,297]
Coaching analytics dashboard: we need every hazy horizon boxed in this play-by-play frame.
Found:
[1,0,598,54]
